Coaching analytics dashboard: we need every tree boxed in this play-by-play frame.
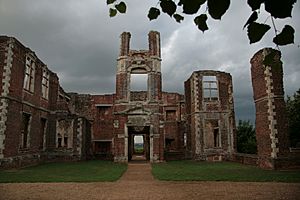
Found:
[106,0,297,46]
[286,89,300,147]
[236,120,257,154]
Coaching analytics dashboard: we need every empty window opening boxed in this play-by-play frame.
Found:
[56,119,73,148]
[203,76,218,100]
[130,36,148,50]
[214,128,220,147]
[205,120,220,148]
[166,110,176,121]
[130,74,148,91]
[24,56,35,92]
[64,136,68,147]
[40,118,47,149]
[134,135,144,154]
[21,113,31,149]
[57,133,62,148]
[42,69,50,99]
[165,138,175,151]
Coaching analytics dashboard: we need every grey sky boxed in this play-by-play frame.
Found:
[1,0,299,123]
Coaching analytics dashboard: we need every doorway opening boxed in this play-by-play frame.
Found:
[134,135,144,155]
[128,126,150,162]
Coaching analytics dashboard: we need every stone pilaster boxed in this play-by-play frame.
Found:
[76,118,83,158]
[0,38,14,159]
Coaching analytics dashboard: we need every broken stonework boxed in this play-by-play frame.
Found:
[0,31,240,168]
[184,70,236,161]
[251,48,299,169]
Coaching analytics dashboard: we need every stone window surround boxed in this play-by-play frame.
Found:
[203,119,221,149]
[202,76,219,101]
[19,112,31,150]
[23,54,36,93]
[41,67,50,100]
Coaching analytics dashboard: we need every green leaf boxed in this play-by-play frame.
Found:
[106,0,116,5]
[148,7,161,21]
[243,11,258,29]
[264,0,296,19]
[173,14,184,23]
[179,0,206,14]
[160,0,177,17]
[115,2,127,13]
[207,0,230,20]
[247,22,270,44]
[194,14,208,32]
[247,0,264,11]
[109,8,117,17]
[273,25,295,46]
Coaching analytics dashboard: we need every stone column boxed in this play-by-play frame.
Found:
[119,32,131,56]
[124,124,128,162]
[251,48,289,169]
[148,31,160,57]
[116,32,131,102]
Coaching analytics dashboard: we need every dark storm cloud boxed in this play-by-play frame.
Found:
[0,0,299,122]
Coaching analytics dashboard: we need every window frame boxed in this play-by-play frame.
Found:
[23,55,36,93]
[202,76,219,101]
[41,68,50,99]
[20,113,31,149]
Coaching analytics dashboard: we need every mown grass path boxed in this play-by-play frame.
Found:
[0,161,300,199]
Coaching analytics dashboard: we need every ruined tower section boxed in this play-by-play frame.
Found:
[116,32,131,101]
[148,31,162,102]
[113,31,163,162]
[185,70,236,161]
[251,48,290,169]
[115,31,162,102]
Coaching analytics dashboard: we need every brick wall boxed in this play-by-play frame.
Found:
[92,94,114,141]
[251,48,291,169]
[0,36,91,169]
[184,70,236,160]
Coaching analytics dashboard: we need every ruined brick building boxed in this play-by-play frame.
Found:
[185,71,236,161]
[0,32,236,167]
[1,31,298,169]
[71,31,236,163]
[71,31,187,162]
[250,48,300,169]
[0,36,91,168]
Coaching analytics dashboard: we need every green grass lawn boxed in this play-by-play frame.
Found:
[152,161,300,182]
[0,160,127,183]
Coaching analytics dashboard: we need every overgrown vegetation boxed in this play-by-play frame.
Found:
[0,160,127,183]
[236,120,257,154]
[286,89,300,147]
[152,161,300,182]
